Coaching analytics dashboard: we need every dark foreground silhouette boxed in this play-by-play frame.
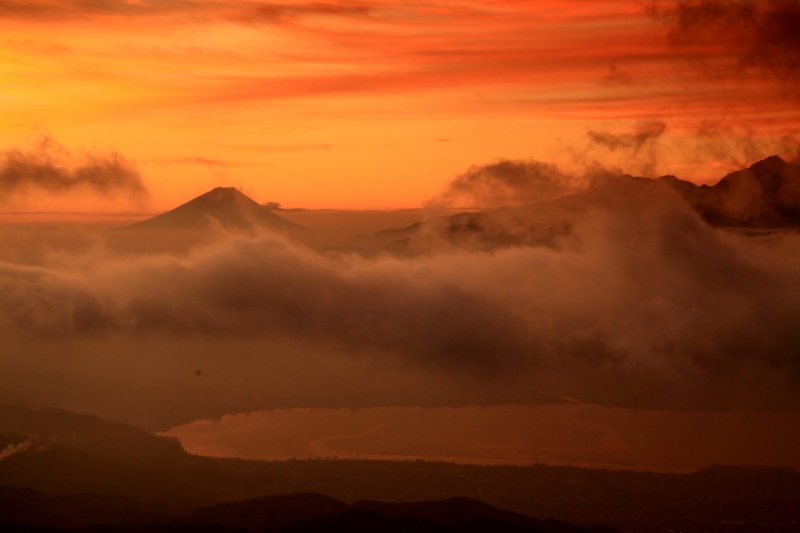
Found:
[0,487,618,533]
[1,404,799,533]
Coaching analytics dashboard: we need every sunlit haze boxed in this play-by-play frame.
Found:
[1,2,800,532]
[0,0,798,211]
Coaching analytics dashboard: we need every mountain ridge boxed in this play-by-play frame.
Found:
[0,485,619,533]
[658,155,800,228]
[0,404,186,467]
[340,156,800,256]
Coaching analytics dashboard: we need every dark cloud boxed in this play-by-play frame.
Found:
[601,61,634,86]
[690,125,800,170]
[0,240,530,373]
[580,121,668,178]
[652,0,800,83]
[588,121,667,153]
[0,137,147,202]
[430,159,581,208]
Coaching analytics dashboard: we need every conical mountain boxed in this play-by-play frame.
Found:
[129,187,303,231]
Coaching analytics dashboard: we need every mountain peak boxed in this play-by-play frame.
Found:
[189,186,259,206]
[752,154,787,166]
[128,187,302,231]
[203,186,249,196]
[659,155,800,228]
[748,155,791,175]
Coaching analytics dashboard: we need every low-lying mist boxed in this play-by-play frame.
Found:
[1,156,800,431]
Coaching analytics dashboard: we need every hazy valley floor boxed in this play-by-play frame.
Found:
[163,404,800,473]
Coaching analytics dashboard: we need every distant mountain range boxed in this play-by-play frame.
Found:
[127,187,303,232]
[120,157,799,253]
[2,403,800,533]
[339,156,800,255]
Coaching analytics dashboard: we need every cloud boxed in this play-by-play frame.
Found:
[175,157,236,167]
[652,0,800,85]
[0,137,148,203]
[430,159,581,208]
[0,438,32,461]
[578,121,668,178]
[6,0,799,134]
[0,0,371,22]
[1,167,799,423]
[236,2,371,23]
[588,121,667,154]
[0,0,186,19]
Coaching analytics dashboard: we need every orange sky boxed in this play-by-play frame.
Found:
[0,0,798,210]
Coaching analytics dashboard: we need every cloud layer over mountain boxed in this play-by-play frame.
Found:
[2,158,800,429]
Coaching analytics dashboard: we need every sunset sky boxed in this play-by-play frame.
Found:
[1,0,798,210]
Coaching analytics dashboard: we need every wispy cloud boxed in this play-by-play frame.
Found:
[430,159,580,208]
[0,137,148,202]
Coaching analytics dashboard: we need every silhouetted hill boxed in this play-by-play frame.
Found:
[0,485,172,528]
[0,486,618,533]
[0,446,200,504]
[127,187,304,232]
[270,508,447,533]
[660,155,800,228]
[351,498,617,533]
[189,493,348,531]
[353,497,534,527]
[0,404,186,467]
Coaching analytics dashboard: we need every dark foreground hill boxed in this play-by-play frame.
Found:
[0,404,185,467]
[2,404,800,532]
[0,487,616,533]
[127,187,303,232]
